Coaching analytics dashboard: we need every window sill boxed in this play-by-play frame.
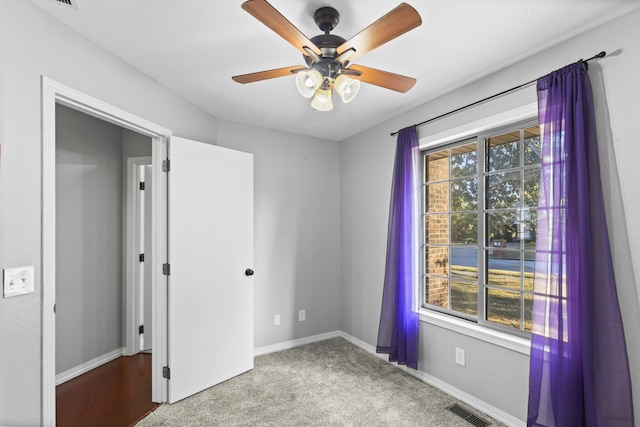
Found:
[419,309,531,355]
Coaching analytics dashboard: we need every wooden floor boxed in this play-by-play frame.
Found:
[56,353,159,427]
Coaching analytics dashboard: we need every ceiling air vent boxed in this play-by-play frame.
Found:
[44,0,80,10]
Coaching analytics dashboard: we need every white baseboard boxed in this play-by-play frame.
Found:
[55,348,124,386]
[337,331,525,427]
[407,368,525,427]
[253,330,342,356]
[256,331,524,426]
[337,330,377,353]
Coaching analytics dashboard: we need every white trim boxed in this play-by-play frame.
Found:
[419,102,538,150]
[41,77,171,426]
[253,331,341,356]
[408,366,525,427]
[337,330,375,351]
[416,100,537,358]
[419,310,531,355]
[125,157,152,356]
[41,78,57,427]
[338,331,525,427]
[151,136,169,404]
[55,348,124,386]
[53,85,169,139]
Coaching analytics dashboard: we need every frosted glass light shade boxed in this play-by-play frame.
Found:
[311,87,333,111]
[295,70,323,98]
[334,75,360,103]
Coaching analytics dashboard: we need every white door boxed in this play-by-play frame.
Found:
[168,136,254,403]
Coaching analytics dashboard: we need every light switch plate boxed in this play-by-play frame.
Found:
[3,266,35,298]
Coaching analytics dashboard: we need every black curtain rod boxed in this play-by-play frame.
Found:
[390,51,607,137]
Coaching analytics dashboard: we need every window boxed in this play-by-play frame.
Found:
[422,120,541,334]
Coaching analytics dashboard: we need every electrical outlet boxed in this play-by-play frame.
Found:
[298,309,306,322]
[3,266,35,298]
[455,347,466,367]
[274,314,281,326]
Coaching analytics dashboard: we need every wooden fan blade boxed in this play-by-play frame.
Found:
[232,66,306,84]
[337,3,421,62]
[349,64,416,93]
[242,0,321,56]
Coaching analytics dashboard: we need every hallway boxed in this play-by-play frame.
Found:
[56,353,158,427]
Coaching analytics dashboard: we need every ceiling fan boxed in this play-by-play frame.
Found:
[232,0,422,111]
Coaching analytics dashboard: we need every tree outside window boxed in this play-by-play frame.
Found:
[422,122,541,333]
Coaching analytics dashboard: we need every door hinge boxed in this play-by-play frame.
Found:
[139,253,145,262]
[163,366,171,379]
[139,324,144,334]
[162,159,170,172]
[139,181,145,190]
[163,263,170,276]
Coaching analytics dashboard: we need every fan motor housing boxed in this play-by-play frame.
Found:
[314,7,339,32]
[305,33,347,65]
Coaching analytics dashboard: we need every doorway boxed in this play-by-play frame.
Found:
[42,77,171,426]
[55,104,155,364]
[53,103,157,424]
[56,353,157,426]
[42,78,255,426]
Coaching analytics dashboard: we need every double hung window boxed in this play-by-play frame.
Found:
[422,120,541,334]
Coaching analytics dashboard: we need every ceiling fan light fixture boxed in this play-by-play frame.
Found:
[310,83,333,111]
[334,75,360,103]
[295,69,323,98]
[234,1,422,112]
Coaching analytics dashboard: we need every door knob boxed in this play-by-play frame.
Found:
[245,268,254,276]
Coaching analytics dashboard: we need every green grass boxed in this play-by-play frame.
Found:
[447,265,532,332]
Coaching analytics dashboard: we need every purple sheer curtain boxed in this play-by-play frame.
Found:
[376,126,420,370]
[527,62,634,426]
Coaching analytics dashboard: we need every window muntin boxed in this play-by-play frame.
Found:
[422,122,541,334]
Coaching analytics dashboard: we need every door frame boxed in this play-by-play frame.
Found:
[42,77,170,426]
[125,156,152,356]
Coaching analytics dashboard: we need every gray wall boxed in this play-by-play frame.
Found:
[55,105,124,374]
[0,1,217,424]
[122,129,153,159]
[340,9,640,422]
[217,120,341,349]
[0,1,341,424]
[2,0,639,424]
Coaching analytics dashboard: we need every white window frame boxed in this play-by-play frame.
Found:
[418,102,538,355]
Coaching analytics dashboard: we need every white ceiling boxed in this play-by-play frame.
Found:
[30,0,640,141]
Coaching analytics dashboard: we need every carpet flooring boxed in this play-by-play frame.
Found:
[136,337,504,426]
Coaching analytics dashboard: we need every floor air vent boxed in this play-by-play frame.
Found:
[447,404,491,427]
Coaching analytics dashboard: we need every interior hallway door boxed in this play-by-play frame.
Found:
[167,137,254,403]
